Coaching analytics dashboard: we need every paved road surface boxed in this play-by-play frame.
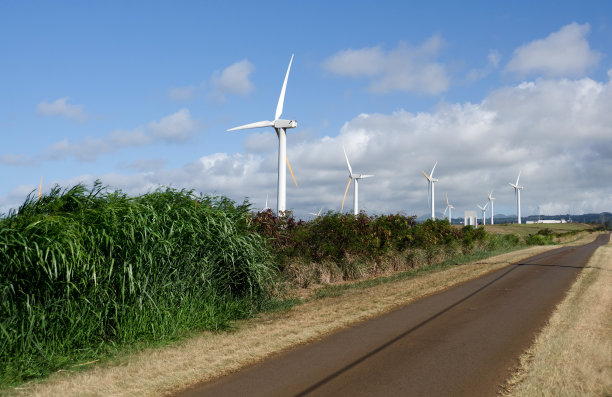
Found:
[177,233,609,397]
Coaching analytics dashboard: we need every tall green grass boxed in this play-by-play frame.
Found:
[0,182,274,385]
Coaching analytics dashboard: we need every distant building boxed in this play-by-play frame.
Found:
[464,210,477,226]
[526,219,567,224]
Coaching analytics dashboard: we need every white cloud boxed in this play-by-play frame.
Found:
[4,76,612,218]
[28,109,199,163]
[506,23,601,78]
[466,49,502,82]
[323,37,450,95]
[147,108,198,142]
[209,60,255,102]
[37,97,87,122]
[168,85,196,101]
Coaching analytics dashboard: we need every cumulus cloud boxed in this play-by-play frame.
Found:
[466,49,502,82]
[209,59,255,102]
[506,22,601,78]
[124,75,612,217]
[4,76,612,218]
[147,108,198,142]
[323,37,450,95]
[37,97,88,122]
[21,109,199,163]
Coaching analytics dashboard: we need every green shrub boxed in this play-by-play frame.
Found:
[0,182,273,384]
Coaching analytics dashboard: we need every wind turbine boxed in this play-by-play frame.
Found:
[509,171,524,224]
[477,202,489,225]
[308,207,323,217]
[488,191,495,225]
[443,193,454,223]
[227,54,298,215]
[341,146,374,215]
[422,162,438,220]
[263,194,270,211]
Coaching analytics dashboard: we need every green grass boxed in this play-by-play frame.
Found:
[3,181,593,389]
[0,182,275,386]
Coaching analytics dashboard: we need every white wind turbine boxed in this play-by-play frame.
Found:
[477,202,489,225]
[443,193,454,223]
[227,54,298,215]
[488,191,495,225]
[422,162,438,220]
[308,207,323,217]
[341,146,374,215]
[509,171,524,224]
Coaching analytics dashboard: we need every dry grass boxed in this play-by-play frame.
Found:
[484,223,594,238]
[7,233,602,397]
[501,237,612,396]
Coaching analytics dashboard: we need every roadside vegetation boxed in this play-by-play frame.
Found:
[0,183,273,386]
[0,182,601,389]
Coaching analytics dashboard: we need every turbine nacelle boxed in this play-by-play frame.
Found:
[274,119,298,129]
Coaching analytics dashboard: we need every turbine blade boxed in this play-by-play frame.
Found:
[430,161,438,178]
[341,177,352,213]
[275,54,294,120]
[317,207,323,216]
[227,120,274,131]
[286,157,298,187]
[446,193,449,206]
[516,170,521,186]
[422,170,431,181]
[343,146,353,175]
[38,176,43,200]
[360,174,374,178]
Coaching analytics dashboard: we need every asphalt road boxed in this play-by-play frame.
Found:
[177,233,609,397]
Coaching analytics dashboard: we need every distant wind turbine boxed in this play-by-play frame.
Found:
[227,54,298,215]
[422,162,438,220]
[488,191,495,225]
[308,207,323,217]
[509,171,524,224]
[477,202,489,225]
[38,176,43,200]
[443,193,454,223]
[263,194,270,211]
[341,146,374,215]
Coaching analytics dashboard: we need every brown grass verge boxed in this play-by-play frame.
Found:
[8,233,602,397]
[500,237,612,396]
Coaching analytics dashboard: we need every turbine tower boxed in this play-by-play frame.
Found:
[341,146,374,215]
[422,162,438,220]
[509,171,524,224]
[227,55,298,215]
[443,193,454,223]
[477,202,489,225]
[488,191,495,225]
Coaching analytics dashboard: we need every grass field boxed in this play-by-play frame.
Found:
[10,232,604,396]
[483,222,596,237]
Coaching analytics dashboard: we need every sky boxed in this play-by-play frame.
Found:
[1,1,612,220]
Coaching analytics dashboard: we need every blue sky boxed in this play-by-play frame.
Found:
[2,1,612,219]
